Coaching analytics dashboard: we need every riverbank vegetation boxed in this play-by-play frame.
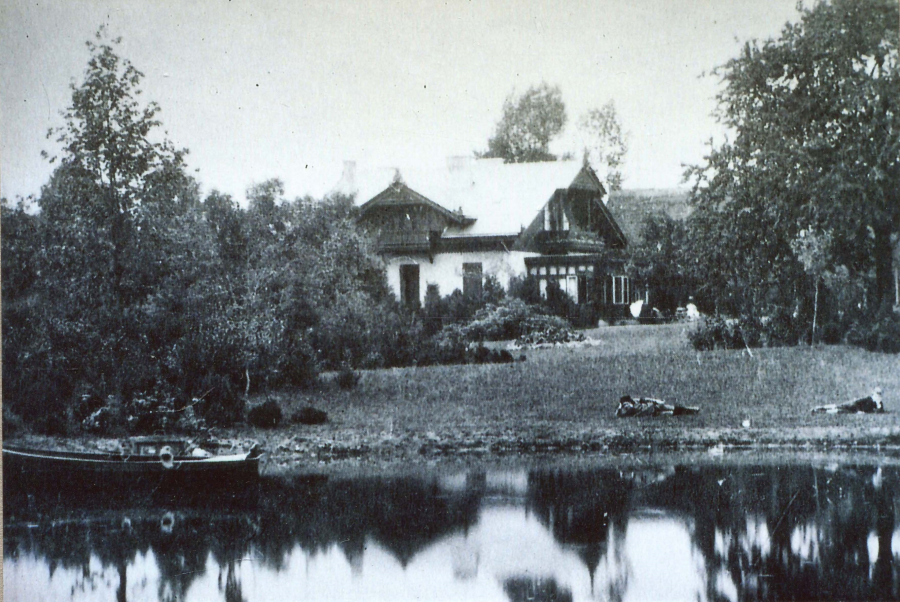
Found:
[3,0,899,441]
[235,324,900,466]
[646,0,900,349]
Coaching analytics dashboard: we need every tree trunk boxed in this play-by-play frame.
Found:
[873,222,894,310]
[812,278,819,346]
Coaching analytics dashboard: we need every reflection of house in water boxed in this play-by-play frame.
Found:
[527,468,632,597]
[7,464,900,601]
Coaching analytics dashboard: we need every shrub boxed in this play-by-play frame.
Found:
[2,407,25,438]
[195,373,245,426]
[482,274,506,306]
[509,275,541,305]
[688,316,744,351]
[515,315,585,346]
[291,406,329,425]
[689,312,810,351]
[248,400,283,429]
[336,366,361,390]
[463,299,536,342]
[468,347,515,364]
[848,309,900,354]
[423,283,444,337]
[543,280,579,322]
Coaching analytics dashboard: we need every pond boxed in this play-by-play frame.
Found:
[5,455,900,601]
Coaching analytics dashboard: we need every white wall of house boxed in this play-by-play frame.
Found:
[385,249,537,304]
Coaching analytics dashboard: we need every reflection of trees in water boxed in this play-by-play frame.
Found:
[7,463,900,601]
[524,464,900,602]
[527,468,633,600]
[632,464,900,601]
[503,575,573,602]
[220,560,247,602]
[254,475,482,569]
[4,473,483,601]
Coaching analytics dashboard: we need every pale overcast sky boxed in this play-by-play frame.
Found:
[1,0,803,204]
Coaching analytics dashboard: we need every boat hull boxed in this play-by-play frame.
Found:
[2,444,261,493]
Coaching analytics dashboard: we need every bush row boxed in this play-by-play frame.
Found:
[689,307,900,353]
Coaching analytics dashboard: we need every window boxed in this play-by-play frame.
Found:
[612,275,630,305]
[535,263,587,304]
[577,275,588,303]
[543,199,569,232]
[463,262,483,298]
[400,264,420,307]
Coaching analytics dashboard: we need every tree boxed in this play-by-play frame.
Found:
[0,28,233,432]
[687,0,899,317]
[576,101,628,191]
[42,27,190,302]
[480,83,567,163]
[632,213,694,316]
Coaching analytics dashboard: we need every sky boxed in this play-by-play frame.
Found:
[0,0,804,205]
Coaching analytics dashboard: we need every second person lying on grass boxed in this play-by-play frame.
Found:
[616,396,700,418]
[811,387,884,414]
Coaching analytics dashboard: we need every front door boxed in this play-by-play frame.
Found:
[400,264,420,307]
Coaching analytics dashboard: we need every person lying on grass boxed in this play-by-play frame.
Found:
[811,388,884,414]
[615,396,700,418]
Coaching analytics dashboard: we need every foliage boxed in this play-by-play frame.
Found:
[847,307,900,354]
[290,406,329,425]
[631,213,695,316]
[686,0,899,323]
[2,31,394,434]
[335,366,361,390]
[509,275,542,305]
[248,400,284,429]
[420,275,507,335]
[576,101,628,191]
[461,298,541,342]
[479,83,567,163]
[514,317,586,346]
[688,312,809,351]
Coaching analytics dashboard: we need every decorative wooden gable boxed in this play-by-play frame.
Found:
[516,166,626,254]
[357,178,475,255]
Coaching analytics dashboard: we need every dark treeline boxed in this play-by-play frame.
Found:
[636,0,900,351]
[1,30,573,436]
[0,31,420,435]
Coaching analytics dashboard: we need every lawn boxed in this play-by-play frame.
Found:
[251,324,900,468]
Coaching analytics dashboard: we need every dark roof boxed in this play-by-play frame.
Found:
[605,188,692,246]
[358,180,475,227]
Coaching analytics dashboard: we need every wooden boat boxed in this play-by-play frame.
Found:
[3,437,263,490]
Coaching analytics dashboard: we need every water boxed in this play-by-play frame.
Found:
[5,457,900,601]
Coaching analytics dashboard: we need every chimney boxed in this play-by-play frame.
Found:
[342,160,357,191]
[447,155,474,172]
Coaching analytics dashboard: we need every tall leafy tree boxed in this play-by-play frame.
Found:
[577,101,628,191]
[5,27,213,430]
[687,0,899,315]
[479,83,567,163]
[42,27,190,302]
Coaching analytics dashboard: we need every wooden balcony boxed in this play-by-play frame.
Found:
[534,230,605,254]
[374,231,434,253]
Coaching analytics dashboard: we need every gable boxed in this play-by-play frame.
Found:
[516,185,626,253]
[358,180,474,229]
[342,158,594,237]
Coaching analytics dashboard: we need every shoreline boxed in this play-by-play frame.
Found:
[12,423,900,477]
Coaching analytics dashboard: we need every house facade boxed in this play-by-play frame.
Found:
[335,157,642,317]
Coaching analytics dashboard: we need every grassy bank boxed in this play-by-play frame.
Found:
[239,324,900,471]
[14,324,899,471]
